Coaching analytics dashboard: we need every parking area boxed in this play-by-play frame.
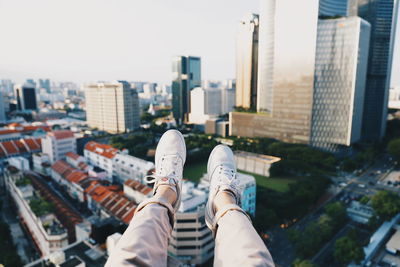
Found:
[378,171,400,187]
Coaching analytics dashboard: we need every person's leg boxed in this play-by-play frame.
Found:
[205,145,275,267]
[105,186,176,267]
[105,130,186,267]
[213,192,274,267]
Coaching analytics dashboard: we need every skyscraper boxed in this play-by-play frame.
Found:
[354,0,397,141]
[85,81,140,133]
[172,56,201,124]
[231,0,320,143]
[39,79,51,93]
[236,14,259,109]
[14,83,38,111]
[231,0,378,153]
[311,17,371,152]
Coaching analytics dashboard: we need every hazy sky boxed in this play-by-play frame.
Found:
[0,0,259,84]
[0,0,399,86]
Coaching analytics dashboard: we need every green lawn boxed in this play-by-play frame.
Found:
[183,161,297,192]
[242,170,297,192]
[183,161,208,183]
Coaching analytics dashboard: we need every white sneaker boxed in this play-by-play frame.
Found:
[144,130,186,212]
[205,145,242,234]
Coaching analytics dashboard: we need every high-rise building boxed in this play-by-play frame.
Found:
[232,0,320,143]
[14,83,38,110]
[85,81,140,133]
[221,87,236,115]
[390,0,400,89]
[172,56,201,124]
[39,79,51,93]
[188,87,222,124]
[354,0,397,141]
[236,13,259,109]
[311,17,371,152]
[319,0,353,16]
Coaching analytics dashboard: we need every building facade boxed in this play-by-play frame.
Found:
[311,17,371,152]
[14,84,38,111]
[168,182,214,265]
[41,130,76,163]
[113,152,154,184]
[236,13,259,109]
[231,0,320,143]
[355,0,397,141]
[4,167,69,256]
[84,141,118,181]
[172,56,201,124]
[85,81,140,133]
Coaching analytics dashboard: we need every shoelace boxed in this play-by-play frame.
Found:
[216,166,239,189]
[144,155,182,187]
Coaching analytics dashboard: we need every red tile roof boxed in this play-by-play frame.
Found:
[84,141,118,159]
[48,130,74,140]
[23,138,41,151]
[0,138,41,158]
[124,180,152,195]
[1,141,18,155]
[65,152,81,160]
[85,183,137,224]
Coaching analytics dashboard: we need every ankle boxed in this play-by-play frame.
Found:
[213,191,236,213]
[154,185,177,205]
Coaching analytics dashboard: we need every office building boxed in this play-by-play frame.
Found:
[168,182,214,265]
[188,87,221,125]
[221,87,236,115]
[85,81,140,133]
[311,17,371,152]
[39,79,51,93]
[236,13,259,109]
[231,0,320,143]
[42,130,76,163]
[172,56,201,124]
[354,0,397,141]
[14,83,38,110]
[319,0,353,16]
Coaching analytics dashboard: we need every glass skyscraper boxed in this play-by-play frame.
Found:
[172,56,201,124]
[311,17,371,152]
[355,0,396,141]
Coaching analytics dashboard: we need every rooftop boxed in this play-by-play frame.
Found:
[85,141,118,159]
[124,179,152,195]
[234,150,281,164]
[48,130,75,140]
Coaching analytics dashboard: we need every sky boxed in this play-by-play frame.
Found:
[0,0,259,84]
[0,0,399,87]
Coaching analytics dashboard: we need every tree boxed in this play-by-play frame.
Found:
[334,235,364,265]
[325,202,347,229]
[293,259,315,267]
[371,191,400,220]
[388,138,400,162]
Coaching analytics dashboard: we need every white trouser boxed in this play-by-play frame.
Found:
[106,196,275,267]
